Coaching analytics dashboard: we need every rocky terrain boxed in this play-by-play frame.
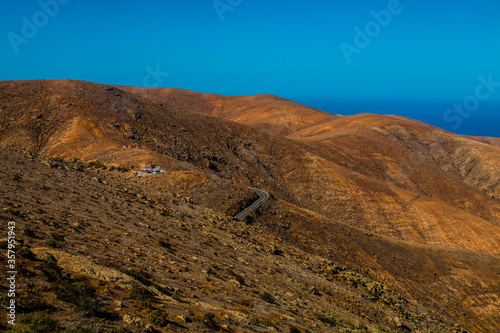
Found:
[114,86,339,137]
[0,148,472,332]
[0,79,499,332]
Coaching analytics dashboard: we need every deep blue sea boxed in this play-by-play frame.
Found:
[294,98,500,138]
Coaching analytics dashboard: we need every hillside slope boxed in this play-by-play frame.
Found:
[289,113,500,200]
[110,84,500,253]
[123,86,500,201]
[1,79,500,331]
[115,86,339,137]
[0,147,482,333]
[1,80,499,255]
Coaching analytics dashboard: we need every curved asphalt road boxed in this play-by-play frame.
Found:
[235,188,269,220]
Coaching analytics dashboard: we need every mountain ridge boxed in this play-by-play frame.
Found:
[1,79,499,332]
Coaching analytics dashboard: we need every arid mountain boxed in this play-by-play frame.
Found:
[465,135,500,148]
[122,86,500,201]
[117,85,500,253]
[288,113,500,200]
[0,148,476,333]
[116,86,339,137]
[1,79,499,332]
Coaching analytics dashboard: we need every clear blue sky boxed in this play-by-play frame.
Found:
[1,0,499,136]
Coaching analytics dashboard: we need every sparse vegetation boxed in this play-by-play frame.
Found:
[147,310,169,327]
[18,295,49,314]
[64,324,93,333]
[19,313,58,333]
[0,137,489,333]
[313,312,339,326]
[115,166,129,172]
[53,280,102,317]
[40,258,64,282]
[171,290,183,302]
[88,161,105,169]
[39,258,102,317]
[129,283,155,308]
[249,316,275,328]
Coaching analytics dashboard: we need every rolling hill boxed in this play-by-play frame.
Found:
[1,79,499,332]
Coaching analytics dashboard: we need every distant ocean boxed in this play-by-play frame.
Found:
[295,98,500,138]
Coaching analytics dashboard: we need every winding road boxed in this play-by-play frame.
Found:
[234,188,269,220]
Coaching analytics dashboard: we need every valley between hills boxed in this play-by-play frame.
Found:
[0,79,499,332]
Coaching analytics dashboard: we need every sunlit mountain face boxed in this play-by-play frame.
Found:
[1,1,499,139]
[0,0,499,331]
